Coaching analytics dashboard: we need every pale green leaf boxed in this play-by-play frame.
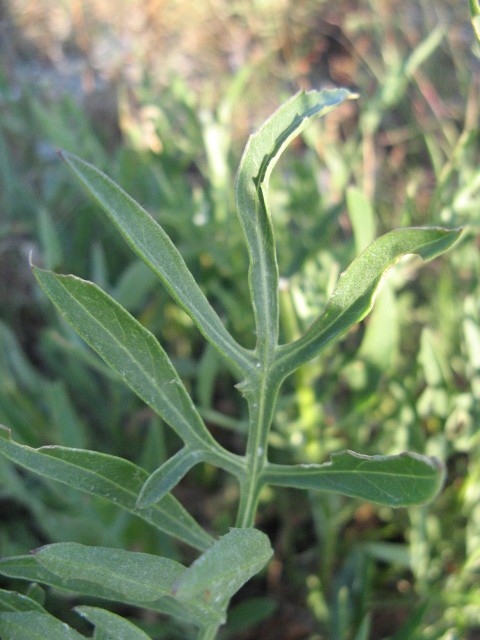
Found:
[137,446,203,508]
[75,606,152,640]
[173,528,273,610]
[34,543,183,602]
[0,426,213,550]
[59,152,253,376]
[0,555,131,600]
[275,227,462,376]
[0,589,45,613]
[0,555,218,629]
[235,88,355,355]
[32,266,213,449]
[264,450,445,506]
[0,611,85,640]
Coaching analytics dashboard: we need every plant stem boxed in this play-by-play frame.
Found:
[235,371,280,528]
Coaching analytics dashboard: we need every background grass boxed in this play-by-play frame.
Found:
[0,0,479,638]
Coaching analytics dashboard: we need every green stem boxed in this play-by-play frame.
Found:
[235,371,280,528]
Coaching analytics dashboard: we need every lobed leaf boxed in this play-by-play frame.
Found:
[59,152,253,377]
[264,450,445,507]
[0,611,85,640]
[34,543,184,602]
[235,88,356,355]
[75,606,153,640]
[275,227,462,376]
[32,266,214,450]
[0,426,213,551]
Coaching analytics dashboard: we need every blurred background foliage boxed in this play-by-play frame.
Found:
[0,0,479,638]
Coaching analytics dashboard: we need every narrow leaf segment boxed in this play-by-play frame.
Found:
[264,450,445,507]
[32,267,214,449]
[274,227,462,376]
[60,152,254,377]
[137,447,203,508]
[0,555,210,628]
[0,426,213,551]
[235,88,356,355]
[75,606,153,640]
[34,543,184,602]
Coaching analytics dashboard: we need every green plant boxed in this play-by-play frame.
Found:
[469,0,480,45]
[0,88,462,639]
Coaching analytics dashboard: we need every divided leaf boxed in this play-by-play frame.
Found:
[264,450,445,507]
[235,88,355,354]
[0,426,213,550]
[59,152,253,376]
[275,227,462,375]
